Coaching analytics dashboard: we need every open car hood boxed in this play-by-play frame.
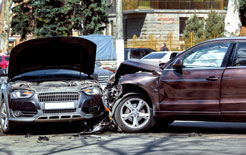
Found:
[8,37,96,79]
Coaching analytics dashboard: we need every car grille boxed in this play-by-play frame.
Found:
[18,110,37,117]
[43,109,76,114]
[38,92,80,102]
[98,76,109,86]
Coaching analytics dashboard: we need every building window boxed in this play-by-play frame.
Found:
[179,17,188,38]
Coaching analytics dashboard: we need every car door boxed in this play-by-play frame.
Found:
[221,42,246,120]
[158,42,231,118]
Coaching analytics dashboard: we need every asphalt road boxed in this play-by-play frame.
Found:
[1,121,246,155]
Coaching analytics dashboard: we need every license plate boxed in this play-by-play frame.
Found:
[44,102,75,110]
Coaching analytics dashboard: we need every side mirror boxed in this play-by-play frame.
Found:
[159,63,166,70]
[173,58,183,70]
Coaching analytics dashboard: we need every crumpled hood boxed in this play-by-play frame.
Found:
[8,37,96,79]
[113,59,161,84]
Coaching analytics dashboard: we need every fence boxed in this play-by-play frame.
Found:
[125,32,182,51]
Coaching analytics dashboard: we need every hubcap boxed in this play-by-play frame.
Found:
[0,102,8,131]
[120,98,150,129]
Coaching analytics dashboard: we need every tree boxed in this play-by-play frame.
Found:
[204,11,225,39]
[240,0,246,26]
[1,0,13,53]
[11,0,110,40]
[183,15,204,48]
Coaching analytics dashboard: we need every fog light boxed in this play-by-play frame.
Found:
[13,110,22,117]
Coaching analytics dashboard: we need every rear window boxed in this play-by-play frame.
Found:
[143,53,167,59]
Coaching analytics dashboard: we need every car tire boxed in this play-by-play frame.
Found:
[0,99,12,133]
[114,95,153,133]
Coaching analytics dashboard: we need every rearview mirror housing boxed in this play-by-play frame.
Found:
[173,58,183,70]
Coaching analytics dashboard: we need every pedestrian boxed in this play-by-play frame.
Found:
[160,43,169,51]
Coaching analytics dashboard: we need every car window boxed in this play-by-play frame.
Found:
[182,42,230,68]
[4,56,9,61]
[130,49,141,59]
[170,53,178,60]
[143,53,167,59]
[234,43,246,66]
[0,57,2,62]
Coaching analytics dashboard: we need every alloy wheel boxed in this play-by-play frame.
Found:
[120,98,151,129]
[0,101,9,132]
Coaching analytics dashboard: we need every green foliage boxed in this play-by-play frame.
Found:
[11,0,110,40]
[183,11,225,48]
[204,11,225,39]
[183,15,204,48]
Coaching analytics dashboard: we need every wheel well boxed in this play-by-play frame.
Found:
[122,84,153,108]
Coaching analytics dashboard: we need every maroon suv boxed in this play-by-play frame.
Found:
[106,37,246,132]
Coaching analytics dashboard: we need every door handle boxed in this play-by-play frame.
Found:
[206,76,218,81]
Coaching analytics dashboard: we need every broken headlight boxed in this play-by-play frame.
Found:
[82,87,101,95]
[11,90,34,99]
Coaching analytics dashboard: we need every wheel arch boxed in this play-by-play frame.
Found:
[111,84,153,116]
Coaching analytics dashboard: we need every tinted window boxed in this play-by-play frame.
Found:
[183,42,230,68]
[170,53,178,59]
[0,57,2,62]
[4,56,9,61]
[143,53,167,59]
[234,43,246,66]
[130,49,141,59]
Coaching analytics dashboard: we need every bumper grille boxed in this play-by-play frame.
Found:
[43,109,76,114]
[38,92,79,102]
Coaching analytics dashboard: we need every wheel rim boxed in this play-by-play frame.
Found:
[120,98,150,129]
[0,101,8,131]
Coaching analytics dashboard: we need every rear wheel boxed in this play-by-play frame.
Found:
[114,95,153,133]
[0,99,12,133]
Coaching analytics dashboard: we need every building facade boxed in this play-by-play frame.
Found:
[106,0,228,50]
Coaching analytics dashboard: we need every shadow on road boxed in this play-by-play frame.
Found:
[151,121,246,134]
[2,121,246,136]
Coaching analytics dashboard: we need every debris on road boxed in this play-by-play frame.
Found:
[187,132,202,137]
[38,136,49,141]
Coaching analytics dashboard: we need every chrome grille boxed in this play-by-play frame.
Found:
[38,92,79,102]
[43,109,76,114]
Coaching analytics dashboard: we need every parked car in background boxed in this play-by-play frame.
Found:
[124,48,156,60]
[94,62,114,89]
[141,51,179,64]
[0,37,106,133]
[0,55,9,70]
[105,37,246,133]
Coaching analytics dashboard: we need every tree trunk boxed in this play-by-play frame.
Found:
[1,0,12,53]
[224,0,242,37]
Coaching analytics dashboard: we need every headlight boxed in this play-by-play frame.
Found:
[11,90,34,99]
[82,87,101,95]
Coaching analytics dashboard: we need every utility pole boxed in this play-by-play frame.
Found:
[1,0,12,53]
[116,0,124,67]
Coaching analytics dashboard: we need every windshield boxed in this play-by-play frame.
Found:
[11,69,89,82]
[142,53,167,59]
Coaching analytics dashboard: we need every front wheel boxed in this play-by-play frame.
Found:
[114,95,153,133]
[0,99,12,133]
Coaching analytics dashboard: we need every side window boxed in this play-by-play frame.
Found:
[234,43,246,66]
[170,53,178,60]
[0,57,2,62]
[182,42,230,68]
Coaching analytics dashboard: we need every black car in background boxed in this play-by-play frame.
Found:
[124,48,156,60]
[0,37,105,133]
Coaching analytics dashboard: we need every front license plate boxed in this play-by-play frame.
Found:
[44,102,75,110]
